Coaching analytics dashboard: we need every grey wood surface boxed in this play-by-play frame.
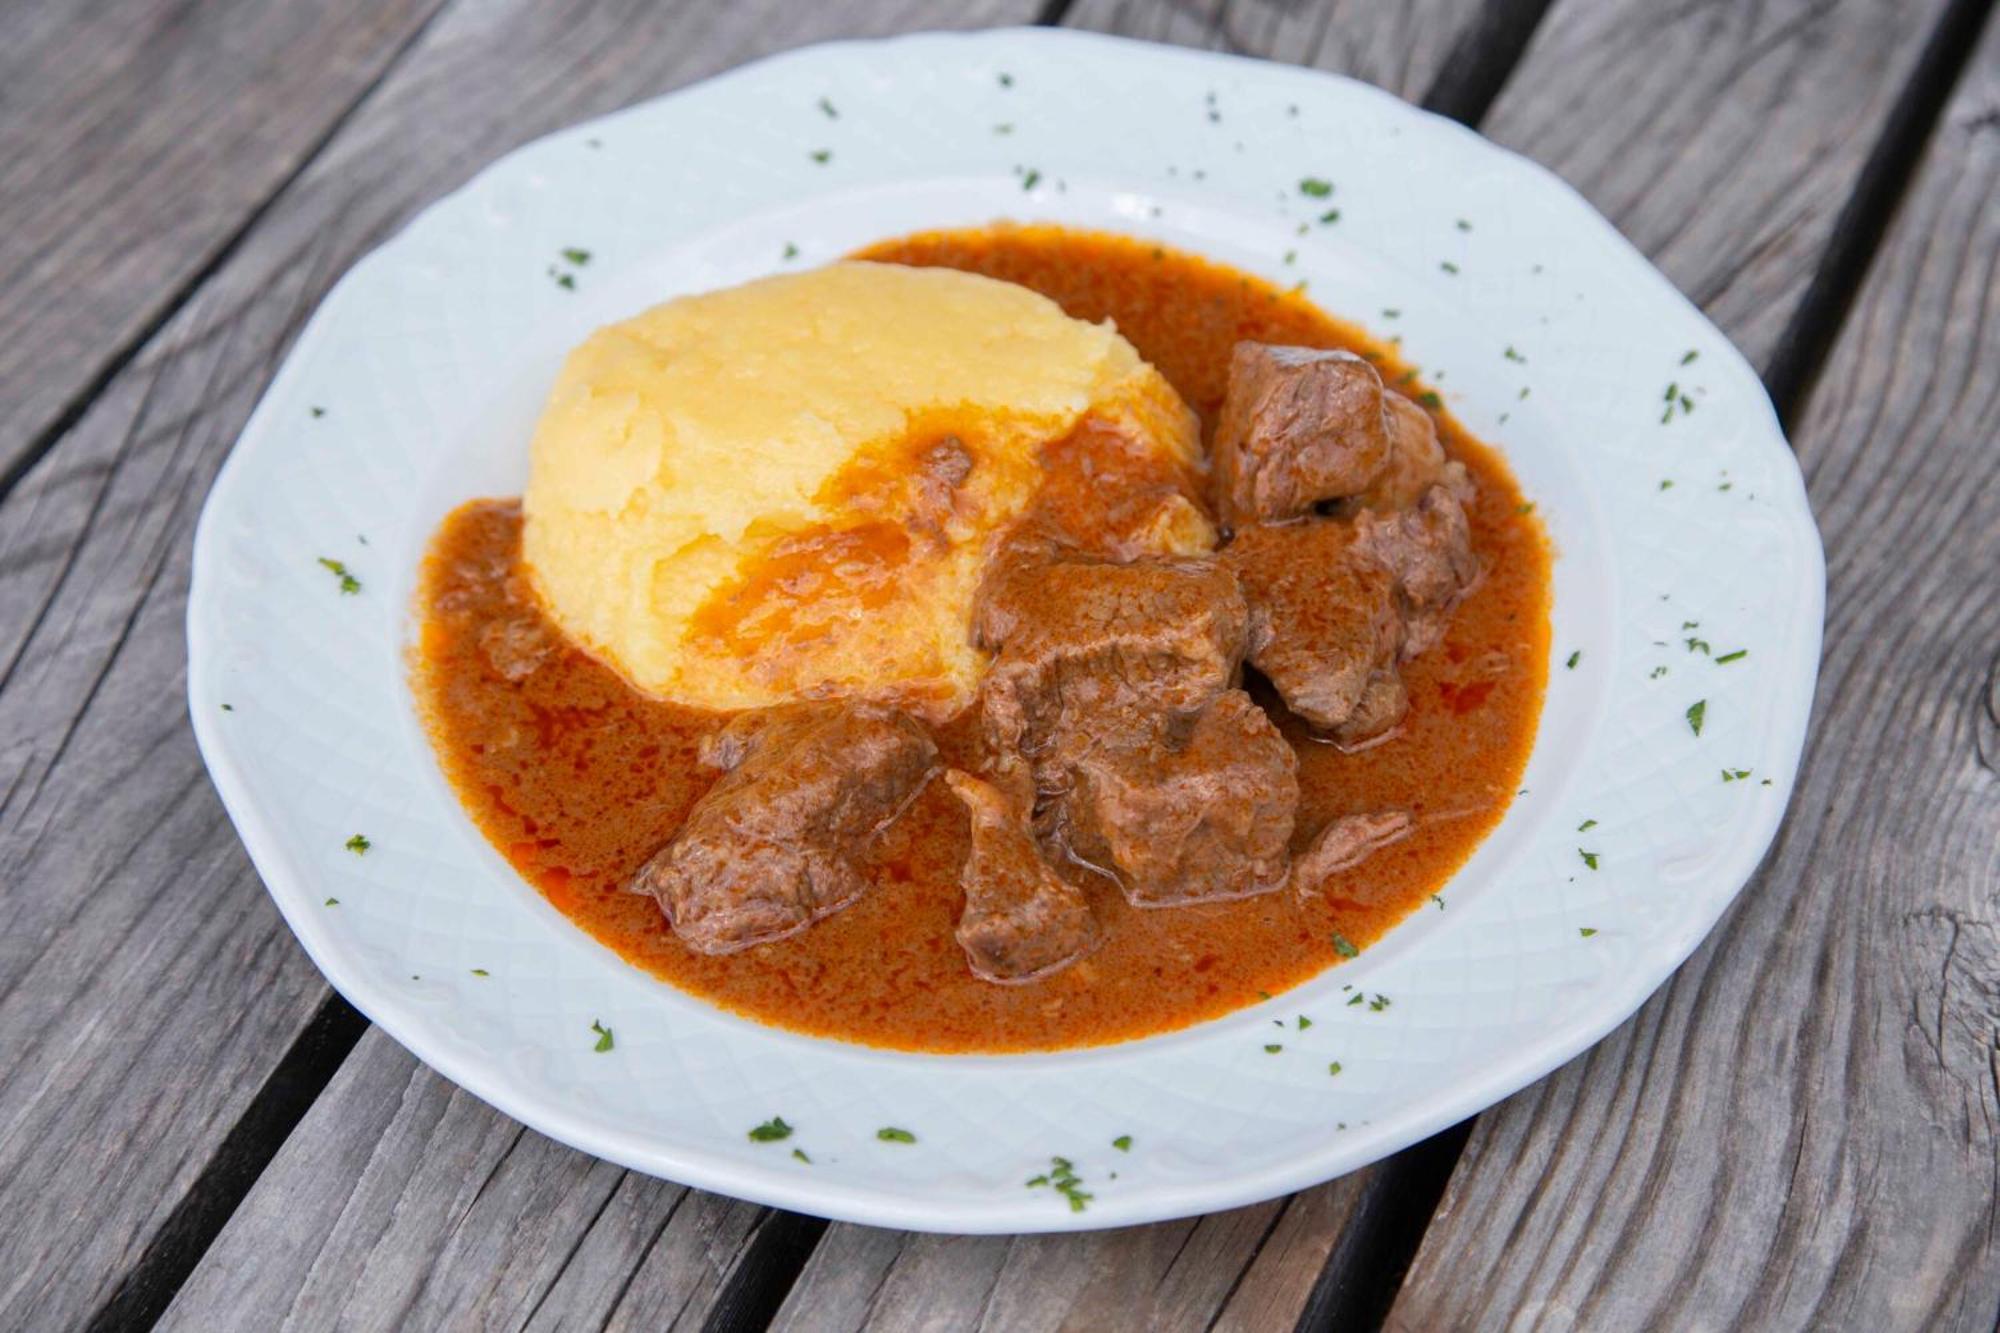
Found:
[0,0,1991,1328]
[155,5,1500,1328]
[0,0,444,487]
[1389,13,2000,1331]
[0,3,1041,1329]
[159,1028,778,1332]
[768,0,1971,1319]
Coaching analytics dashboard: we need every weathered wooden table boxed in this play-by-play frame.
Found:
[3,0,1995,1328]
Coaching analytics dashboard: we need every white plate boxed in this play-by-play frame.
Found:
[187,28,1823,1232]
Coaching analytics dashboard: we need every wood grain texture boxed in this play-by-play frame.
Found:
[771,1172,1376,1333]
[1480,0,1959,371]
[158,1029,774,1331]
[1064,0,1488,101]
[767,1,1970,1323]
[754,5,1513,1326]
[0,0,445,488]
[1390,11,2000,1333]
[0,2,1037,1329]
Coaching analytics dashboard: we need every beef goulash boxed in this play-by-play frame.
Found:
[414,224,1550,1052]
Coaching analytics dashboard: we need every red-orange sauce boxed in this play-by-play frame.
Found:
[414,225,1551,1052]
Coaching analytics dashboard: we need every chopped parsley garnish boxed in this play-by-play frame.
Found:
[1439,261,1459,275]
[1431,893,1445,910]
[1579,849,1600,869]
[792,1147,811,1163]
[1382,307,1401,319]
[1368,994,1390,1012]
[1687,700,1707,736]
[817,96,838,118]
[1661,382,1696,422]
[782,242,798,260]
[1418,391,1443,410]
[1566,650,1581,669]
[220,703,234,711]
[1347,993,1364,1006]
[1504,345,1526,363]
[1283,249,1296,265]
[748,1116,793,1142]
[1331,932,1359,958]
[1112,1135,1133,1152]
[994,122,1014,135]
[1650,666,1669,679]
[324,897,339,906]
[471,968,489,977]
[1578,818,1598,832]
[1298,1015,1313,1030]
[309,406,326,418]
[809,149,831,164]
[317,557,360,594]
[1660,479,1675,490]
[1456,218,1472,231]
[1687,637,1711,655]
[1020,168,1041,191]
[1026,1156,1090,1212]
[1716,649,1748,664]
[877,1126,916,1144]
[590,1020,614,1052]
[344,833,370,854]
[550,269,575,290]
[1264,1043,1283,1053]
[560,247,591,266]
[1319,208,1341,224]
[997,72,1014,87]
[1299,177,1333,198]
[1722,768,1752,782]
[1579,927,1599,938]
[1680,349,1699,365]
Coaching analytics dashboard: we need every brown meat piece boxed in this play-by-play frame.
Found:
[975,540,1248,771]
[631,702,938,954]
[944,770,1099,983]
[1210,343,1393,528]
[1292,811,1415,894]
[1222,520,1402,735]
[1060,691,1298,905]
[1223,484,1478,743]
[1353,395,1473,512]
[1355,483,1481,656]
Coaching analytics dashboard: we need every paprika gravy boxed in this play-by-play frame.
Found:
[413,225,1550,1053]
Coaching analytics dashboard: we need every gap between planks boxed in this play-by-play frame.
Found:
[21,0,1990,1328]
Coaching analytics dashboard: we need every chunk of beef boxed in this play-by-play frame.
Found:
[1222,520,1402,735]
[1222,483,1478,743]
[1291,810,1414,894]
[1210,343,1393,528]
[1060,691,1298,905]
[975,540,1248,772]
[1354,483,1481,656]
[944,770,1099,983]
[1352,394,1473,512]
[631,702,938,954]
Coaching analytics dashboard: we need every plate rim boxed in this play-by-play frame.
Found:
[186,24,1826,1233]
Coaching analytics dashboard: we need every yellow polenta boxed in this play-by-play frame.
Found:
[521,261,1202,717]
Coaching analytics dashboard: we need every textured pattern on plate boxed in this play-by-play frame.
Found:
[186,29,1823,1232]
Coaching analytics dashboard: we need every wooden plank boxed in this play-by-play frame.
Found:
[158,1030,776,1331]
[156,6,1505,1327]
[0,2,1040,1329]
[1063,0,1489,102]
[1389,12,2000,1330]
[769,1,1969,1324]
[0,0,444,489]
[771,1172,1396,1333]
[1478,0,1962,372]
